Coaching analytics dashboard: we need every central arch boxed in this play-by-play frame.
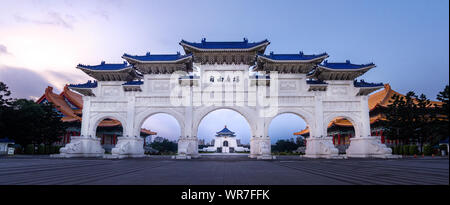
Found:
[193,106,256,138]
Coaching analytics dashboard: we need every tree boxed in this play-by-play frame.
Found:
[271,139,299,152]
[0,82,12,107]
[383,92,418,144]
[150,139,177,153]
[415,94,434,151]
[435,85,449,142]
[3,99,66,148]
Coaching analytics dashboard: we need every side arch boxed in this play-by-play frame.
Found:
[264,107,315,137]
[88,112,127,138]
[323,112,362,138]
[134,108,186,137]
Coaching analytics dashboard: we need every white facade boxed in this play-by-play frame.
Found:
[201,126,250,153]
[56,38,393,159]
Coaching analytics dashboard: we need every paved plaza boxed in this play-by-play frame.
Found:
[0,155,448,185]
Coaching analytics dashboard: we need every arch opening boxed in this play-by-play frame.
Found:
[268,113,308,155]
[197,109,251,154]
[326,117,357,154]
[94,117,123,153]
[140,113,181,155]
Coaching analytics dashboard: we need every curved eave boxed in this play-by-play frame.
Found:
[257,54,329,63]
[179,41,270,52]
[69,87,95,96]
[356,85,384,96]
[76,65,134,72]
[317,64,376,72]
[122,55,193,64]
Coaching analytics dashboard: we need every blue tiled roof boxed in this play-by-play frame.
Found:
[77,61,131,71]
[180,38,269,50]
[122,80,143,86]
[259,51,328,61]
[69,80,98,88]
[307,79,327,85]
[251,74,270,79]
[354,80,383,87]
[216,126,236,136]
[122,52,191,62]
[320,60,375,69]
[0,137,14,143]
[179,75,200,79]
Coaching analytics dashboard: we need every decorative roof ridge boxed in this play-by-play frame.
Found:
[122,80,144,85]
[353,80,384,87]
[69,80,98,88]
[77,61,129,68]
[322,60,375,67]
[180,38,269,45]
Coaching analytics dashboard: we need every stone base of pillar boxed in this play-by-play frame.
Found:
[249,136,274,159]
[304,137,341,159]
[346,136,393,158]
[249,137,259,158]
[51,136,104,158]
[176,136,199,160]
[109,137,146,159]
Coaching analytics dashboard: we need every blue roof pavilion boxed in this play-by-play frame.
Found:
[216,126,236,137]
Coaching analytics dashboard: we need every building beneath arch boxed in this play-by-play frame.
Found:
[201,126,249,153]
[53,38,393,159]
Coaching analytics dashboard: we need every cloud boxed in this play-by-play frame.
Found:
[0,65,53,100]
[14,11,76,29]
[0,44,11,55]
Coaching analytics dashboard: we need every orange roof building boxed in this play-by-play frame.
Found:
[36,85,156,149]
[294,84,443,144]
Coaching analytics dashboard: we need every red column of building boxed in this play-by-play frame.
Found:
[332,135,335,145]
[380,130,385,144]
[338,134,341,145]
[113,134,116,144]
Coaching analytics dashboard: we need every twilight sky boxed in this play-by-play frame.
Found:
[0,0,448,143]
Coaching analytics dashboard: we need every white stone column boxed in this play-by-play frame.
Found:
[109,96,145,159]
[304,95,340,158]
[346,95,392,158]
[55,96,105,158]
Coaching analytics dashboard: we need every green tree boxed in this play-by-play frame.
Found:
[271,139,299,152]
[150,139,177,154]
[3,99,66,149]
[435,85,449,143]
[384,92,418,144]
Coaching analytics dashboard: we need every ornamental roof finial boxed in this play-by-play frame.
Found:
[225,125,227,128]
[201,38,206,43]
[270,51,274,55]
[243,37,248,43]
[299,51,304,56]
[101,61,105,65]
[146,52,151,56]
[176,51,180,55]
[346,60,351,64]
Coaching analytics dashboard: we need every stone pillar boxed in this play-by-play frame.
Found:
[55,96,105,158]
[176,136,199,159]
[304,95,340,158]
[108,96,146,159]
[346,96,392,158]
